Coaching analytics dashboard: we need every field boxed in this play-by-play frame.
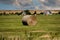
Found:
[0,14,60,40]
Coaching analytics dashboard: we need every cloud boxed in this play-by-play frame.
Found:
[13,0,33,6]
[0,0,33,10]
[38,0,60,10]
[12,0,33,10]
[0,0,14,4]
[0,0,60,10]
[0,0,33,6]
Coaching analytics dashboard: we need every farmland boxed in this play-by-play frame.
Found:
[0,14,60,40]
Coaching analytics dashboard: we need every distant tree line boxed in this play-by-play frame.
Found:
[0,10,60,16]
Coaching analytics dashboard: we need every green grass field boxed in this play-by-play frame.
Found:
[0,15,60,40]
[0,15,60,32]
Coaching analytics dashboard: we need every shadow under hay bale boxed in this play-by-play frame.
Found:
[24,10,31,15]
[22,21,28,26]
[22,15,37,26]
[15,12,23,15]
[0,13,2,15]
[17,11,23,16]
[58,11,60,14]
[40,12,44,15]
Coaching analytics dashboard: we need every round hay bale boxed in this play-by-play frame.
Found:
[22,15,37,26]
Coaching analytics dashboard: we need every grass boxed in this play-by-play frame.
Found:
[0,14,60,40]
[0,15,60,32]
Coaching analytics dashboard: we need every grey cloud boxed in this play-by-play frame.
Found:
[38,0,60,10]
[13,0,33,9]
[0,0,33,9]
[44,0,60,7]
[0,0,32,6]
[0,0,60,10]
[0,0,14,4]
[40,0,56,7]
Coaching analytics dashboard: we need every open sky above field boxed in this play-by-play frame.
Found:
[0,0,60,10]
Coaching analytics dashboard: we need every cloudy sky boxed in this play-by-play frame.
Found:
[0,0,60,10]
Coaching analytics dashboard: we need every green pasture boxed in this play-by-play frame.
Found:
[0,15,60,40]
[0,15,60,32]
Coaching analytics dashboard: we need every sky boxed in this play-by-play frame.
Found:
[0,0,60,10]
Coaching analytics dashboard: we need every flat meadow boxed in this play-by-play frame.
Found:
[0,14,60,40]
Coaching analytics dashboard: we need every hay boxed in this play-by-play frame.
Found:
[22,15,37,26]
